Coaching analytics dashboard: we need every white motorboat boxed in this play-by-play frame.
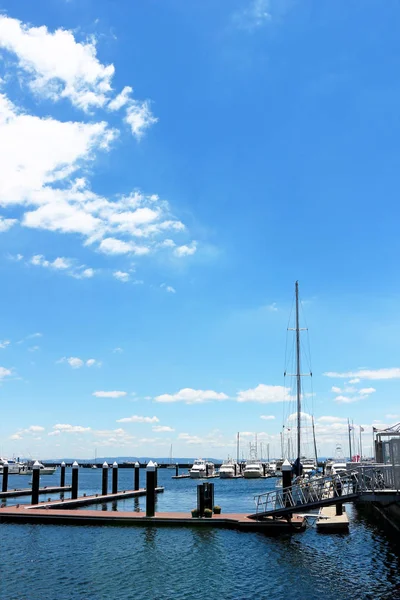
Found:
[18,461,57,475]
[243,460,263,479]
[219,459,239,478]
[0,457,25,474]
[189,458,215,479]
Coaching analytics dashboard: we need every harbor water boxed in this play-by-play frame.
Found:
[1,468,400,599]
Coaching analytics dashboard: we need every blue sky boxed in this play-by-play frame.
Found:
[0,0,399,460]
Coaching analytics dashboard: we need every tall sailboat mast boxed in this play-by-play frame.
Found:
[295,280,301,463]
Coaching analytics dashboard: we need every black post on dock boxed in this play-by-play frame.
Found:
[282,459,293,509]
[197,484,205,516]
[71,461,79,499]
[60,461,66,487]
[206,462,209,478]
[146,460,156,517]
[102,462,109,496]
[175,463,179,477]
[31,460,41,505]
[234,463,237,476]
[154,462,158,488]
[2,461,9,492]
[112,461,118,494]
[134,462,140,491]
[263,463,267,477]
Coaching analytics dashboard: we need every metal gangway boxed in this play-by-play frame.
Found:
[248,465,400,520]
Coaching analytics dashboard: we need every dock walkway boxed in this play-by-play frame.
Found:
[0,504,305,533]
[27,487,164,509]
[0,486,72,499]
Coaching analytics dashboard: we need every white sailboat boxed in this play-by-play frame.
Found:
[284,281,317,479]
[167,444,175,469]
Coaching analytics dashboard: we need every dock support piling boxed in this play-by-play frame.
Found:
[71,461,79,500]
[102,462,109,496]
[175,463,179,477]
[282,459,293,511]
[60,461,66,487]
[146,461,156,517]
[31,461,41,505]
[336,502,343,516]
[112,462,118,494]
[263,463,267,477]
[154,462,158,488]
[134,462,140,491]
[2,462,8,493]
[206,463,209,477]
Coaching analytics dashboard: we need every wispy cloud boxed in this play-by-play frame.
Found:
[154,388,228,404]
[232,0,272,30]
[324,368,400,380]
[93,391,127,398]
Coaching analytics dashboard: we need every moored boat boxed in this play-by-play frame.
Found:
[219,459,240,478]
[18,461,57,475]
[189,458,215,478]
[243,460,263,479]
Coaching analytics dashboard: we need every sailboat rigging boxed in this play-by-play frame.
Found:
[284,281,314,476]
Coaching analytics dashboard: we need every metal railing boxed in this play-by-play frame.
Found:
[253,464,400,517]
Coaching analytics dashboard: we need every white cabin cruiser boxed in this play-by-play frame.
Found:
[0,457,25,474]
[18,461,57,475]
[219,459,239,478]
[243,460,263,479]
[189,459,215,479]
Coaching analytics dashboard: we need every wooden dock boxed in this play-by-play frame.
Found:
[316,505,349,532]
[26,487,164,509]
[0,486,72,499]
[0,504,306,533]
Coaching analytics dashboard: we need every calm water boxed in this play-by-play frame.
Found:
[1,468,400,600]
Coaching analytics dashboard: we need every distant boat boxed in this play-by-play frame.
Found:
[243,460,263,479]
[189,459,215,478]
[0,457,25,474]
[219,458,240,478]
[18,461,57,475]
[167,444,175,469]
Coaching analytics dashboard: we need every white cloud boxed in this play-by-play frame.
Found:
[67,357,83,369]
[287,411,312,423]
[112,347,123,354]
[125,100,158,138]
[10,433,22,440]
[116,415,159,423]
[260,415,275,420]
[113,270,130,282]
[73,267,95,279]
[386,414,400,420]
[0,340,10,349]
[0,17,197,270]
[174,242,197,257]
[0,16,115,111]
[48,430,60,437]
[165,285,176,294]
[349,378,360,384]
[93,391,127,398]
[108,86,132,111]
[152,425,175,432]
[154,388,228,404]
[0,217,17,231]
[53,423,91,433]
[236,384,290,403]
[28,345,40,352]
[58,356,100,369]
[331,386,341,393]
[233,0,272,30]
[266,303,278,312]
[0,366,12,378]
[334,395,358,404]
[317,416,347,423]
[27,425,44,432]
[359,387,376,395]
[324,368,400,380]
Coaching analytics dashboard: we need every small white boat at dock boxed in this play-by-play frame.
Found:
[219,459,240,478]
[189,459,215,478]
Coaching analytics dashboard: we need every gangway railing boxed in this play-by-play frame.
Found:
[249,465,399,520]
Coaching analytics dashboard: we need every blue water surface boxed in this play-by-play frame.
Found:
[1,468,400,600]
